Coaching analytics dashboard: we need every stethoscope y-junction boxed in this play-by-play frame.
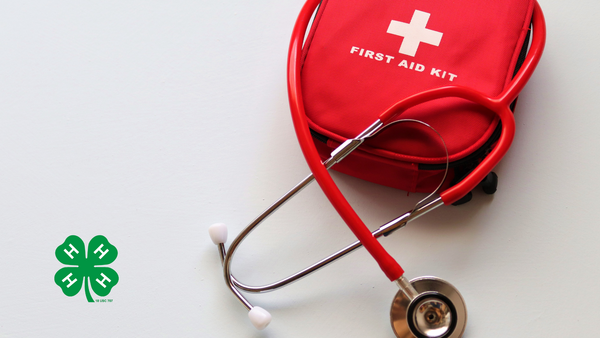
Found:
[209,0,546,336]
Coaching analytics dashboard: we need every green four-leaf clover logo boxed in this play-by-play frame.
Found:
[54,235,119,302]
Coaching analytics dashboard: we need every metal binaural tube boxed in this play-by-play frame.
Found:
[221,172,316,310]
[228,197,444,294]
[219,121,388,309]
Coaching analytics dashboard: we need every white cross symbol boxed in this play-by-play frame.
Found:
[387,10,443,57]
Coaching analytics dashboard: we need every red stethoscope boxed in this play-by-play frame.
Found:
[209,0,545,336]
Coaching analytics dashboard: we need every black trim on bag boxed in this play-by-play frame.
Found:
[310,128,329,144]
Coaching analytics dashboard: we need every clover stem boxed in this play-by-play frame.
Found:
[85,276,94,303]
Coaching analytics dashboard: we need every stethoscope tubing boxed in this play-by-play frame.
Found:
[288,0,405,281]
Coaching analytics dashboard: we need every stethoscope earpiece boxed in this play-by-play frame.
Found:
[248,306,272,330]
[391,277,467,338]
[208,223,228,245]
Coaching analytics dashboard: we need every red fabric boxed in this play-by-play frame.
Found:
[301,0,534,191]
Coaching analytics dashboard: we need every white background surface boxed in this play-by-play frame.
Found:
[1,0,599,337]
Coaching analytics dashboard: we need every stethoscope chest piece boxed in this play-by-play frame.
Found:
[390,277,467,338]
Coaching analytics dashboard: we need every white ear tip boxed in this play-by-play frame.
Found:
[208,223,228,244]
[248,306,271,330]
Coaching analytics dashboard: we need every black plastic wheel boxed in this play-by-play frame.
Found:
[481,172,498,194]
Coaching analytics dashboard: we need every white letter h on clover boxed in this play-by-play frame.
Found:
[94,244,109,259]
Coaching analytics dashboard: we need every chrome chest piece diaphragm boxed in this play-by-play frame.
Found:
[391,277,467,338]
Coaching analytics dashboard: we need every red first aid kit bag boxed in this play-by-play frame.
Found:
[301,0,534,199]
